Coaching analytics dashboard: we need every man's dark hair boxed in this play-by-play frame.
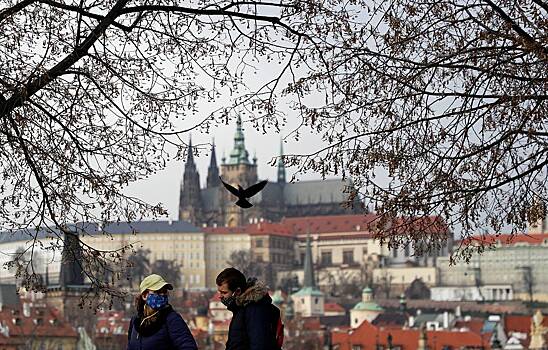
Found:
[216,267,247,292]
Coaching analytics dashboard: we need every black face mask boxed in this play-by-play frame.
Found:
[220,294,237,308]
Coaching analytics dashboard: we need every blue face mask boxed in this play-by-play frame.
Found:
[146,293,169,310]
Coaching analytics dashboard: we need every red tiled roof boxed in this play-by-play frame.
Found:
[462,233,548,246]
[302,317,323,331]
[504,315,532,334]
[245,222,292,235]
[381,216,450,239]
[204,214,449,238]
[95,310,131,336]
[324,302,345,313]
[504,314,548,333]
[282,214,379,234]
[454,318,484,334]
[0,303,78,338]
[332,320,489,350]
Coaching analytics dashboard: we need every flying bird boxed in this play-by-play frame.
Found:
[219,177,268,208]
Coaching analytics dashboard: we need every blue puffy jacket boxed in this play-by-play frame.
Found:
[127,305,197,350]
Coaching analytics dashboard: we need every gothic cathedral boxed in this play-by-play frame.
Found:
[179,116,360,227]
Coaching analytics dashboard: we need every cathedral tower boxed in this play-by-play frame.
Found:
[220,116,259,227]
[206,139,220,188]
[179,137,203,224]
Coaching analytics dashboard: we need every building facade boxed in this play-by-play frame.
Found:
[437,233,548,302]
[430,285,514,301]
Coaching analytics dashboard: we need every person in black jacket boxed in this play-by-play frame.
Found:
[216,268,281,350]
[127,274,197,350]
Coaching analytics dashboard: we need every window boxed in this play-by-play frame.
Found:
[404,245,410,257]
[256,254,264,262]
[392,248,398,258]
[362,246,368,255]
[314,298,318,304]
[352,346,363,350]
[343,250,354,264]
[256,239,263,248]
[321,251,332,266]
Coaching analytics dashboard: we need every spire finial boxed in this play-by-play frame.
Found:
[228,116,250,164]
[186,135,195,164]
[303,231,316,288]
[277,137,286,184]
[207,137,220,188]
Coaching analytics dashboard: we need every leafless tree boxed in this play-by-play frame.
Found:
[359,255,379,289]
[150,258,181,288]
[127,248,151,289]
[226,249,264,280]
[0,0,367,306]
[2,0,546,306]
[376,268,394,299]
[277,0,548,262]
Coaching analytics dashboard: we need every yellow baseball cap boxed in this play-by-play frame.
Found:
[139,274,173,294]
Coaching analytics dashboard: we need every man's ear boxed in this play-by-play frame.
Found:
[234,287,242,296]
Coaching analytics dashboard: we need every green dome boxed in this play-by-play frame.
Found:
[292,287,324,297]
[352,301,383,312]
[227,116,251,165]
[271,290,284,305]
[362,287,373,293]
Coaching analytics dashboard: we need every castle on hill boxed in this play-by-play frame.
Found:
[178,116,360,227]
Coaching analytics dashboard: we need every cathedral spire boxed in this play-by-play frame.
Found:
[277,138,286,184]
[290,228,324,317]
[186,135,195,167]
[303,233,316,288]
[179,135,202,224]
[228,116,250,165]
[207,139,220,188]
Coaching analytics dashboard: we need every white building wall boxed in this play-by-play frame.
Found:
[431,285,514,301]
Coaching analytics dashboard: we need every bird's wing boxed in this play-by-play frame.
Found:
[242,180,268,198]
[220,177,240,197]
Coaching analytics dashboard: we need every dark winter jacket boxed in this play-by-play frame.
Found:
[225,280,281,350]
[127,305,197,350]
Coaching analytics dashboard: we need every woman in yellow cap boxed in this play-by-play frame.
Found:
[127,274,197,349]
